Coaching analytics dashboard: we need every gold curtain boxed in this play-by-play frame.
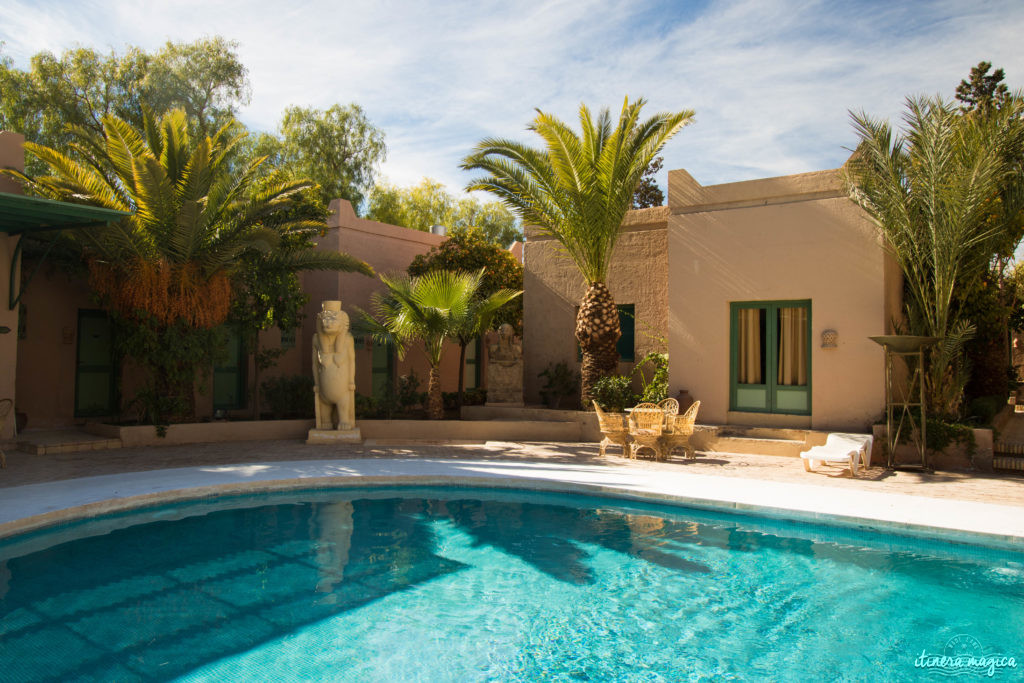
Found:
[777,307,808,386]
[738,308,762,384]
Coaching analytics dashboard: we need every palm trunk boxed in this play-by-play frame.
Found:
[576,282,620,408]
[457,341,467,411]
[427,365,444,419]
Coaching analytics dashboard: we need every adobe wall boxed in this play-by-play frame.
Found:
[0,132,23,437]
[301,200,468,397]
[522,206,669,405]
[667,168,893,431]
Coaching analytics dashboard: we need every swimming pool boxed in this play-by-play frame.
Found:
[1,486,1021,681]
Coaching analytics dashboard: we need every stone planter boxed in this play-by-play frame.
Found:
[88,417,583,448]
[870,425,993,472]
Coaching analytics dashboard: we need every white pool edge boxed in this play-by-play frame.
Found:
[0,458,1022,551]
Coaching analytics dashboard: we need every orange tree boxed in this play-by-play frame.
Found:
[408,226,523,404]
[408,225,522,331]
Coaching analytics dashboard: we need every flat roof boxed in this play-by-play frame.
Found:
[0,192,129,234]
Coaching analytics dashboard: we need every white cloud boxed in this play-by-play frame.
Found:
[2,0,1023,195]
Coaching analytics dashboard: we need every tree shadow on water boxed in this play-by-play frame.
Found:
[1,499,465,683]
[436,499,712,585]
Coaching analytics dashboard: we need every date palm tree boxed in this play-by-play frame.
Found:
[358,269,520,419]
[461,97,693,404]
[844,96,1024,414]
[5,108,372,422]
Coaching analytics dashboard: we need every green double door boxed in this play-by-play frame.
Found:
[75,310,116,417]
[730,300,811,415]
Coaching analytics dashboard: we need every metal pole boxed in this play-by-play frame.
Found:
[919,346,927,468]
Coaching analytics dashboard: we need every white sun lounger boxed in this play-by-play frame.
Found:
[800,433,873,475]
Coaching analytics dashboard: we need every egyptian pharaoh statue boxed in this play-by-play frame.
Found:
[313,300,356,430]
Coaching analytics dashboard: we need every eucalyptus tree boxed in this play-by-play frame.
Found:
[367,177,522,246]
[0,38,249,173]
[4,109,371,423]
[358,269,520,419]
[461,97,693,403]
[844,96,1024,414]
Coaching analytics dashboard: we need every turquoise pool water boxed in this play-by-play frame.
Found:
[0,487,1021,681]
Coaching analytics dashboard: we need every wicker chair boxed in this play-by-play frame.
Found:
[628,403,665,460]
[593,401,630,457]
[660,400,701,460]
[657,398,679,420]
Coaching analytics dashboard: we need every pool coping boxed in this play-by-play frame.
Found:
[0,457,1022,551]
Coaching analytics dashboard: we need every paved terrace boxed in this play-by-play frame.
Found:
[0,440,1022,547]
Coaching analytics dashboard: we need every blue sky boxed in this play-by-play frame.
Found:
[2,0,1023,198]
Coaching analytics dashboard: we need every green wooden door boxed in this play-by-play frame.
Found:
[213,328,246,411]
[730,300,811,415]
[75,310,116,417]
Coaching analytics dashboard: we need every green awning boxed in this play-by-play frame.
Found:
[0,192,129,234]
[1,192,131,309]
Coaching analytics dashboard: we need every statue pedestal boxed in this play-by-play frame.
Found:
[485,359,524,407]
[306,427,363,445]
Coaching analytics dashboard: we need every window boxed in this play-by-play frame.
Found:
[730,300,811,415]
[280,327,296,350]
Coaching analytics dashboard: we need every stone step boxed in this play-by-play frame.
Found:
[707,435,806,458]
[718,426,809,441]
[17,429,122,455]
[993,455,1024,471]
[995,441,1024,456]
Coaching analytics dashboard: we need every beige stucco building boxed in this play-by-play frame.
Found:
[524,165,901,432]
[0,132,495,429]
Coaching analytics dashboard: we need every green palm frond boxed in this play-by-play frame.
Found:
[268,248,374,277]
[463,97,693,284]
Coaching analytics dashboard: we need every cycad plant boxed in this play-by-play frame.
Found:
[358,269,520,419]
[5,109,372,422]
[844,96,1024,414]
[461,97,693,405]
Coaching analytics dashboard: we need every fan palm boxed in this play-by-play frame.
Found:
[358,269,521,419]
[461,97,693,404]
[844,96,1024,414]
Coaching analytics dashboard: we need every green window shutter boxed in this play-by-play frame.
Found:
[617,305,635,362]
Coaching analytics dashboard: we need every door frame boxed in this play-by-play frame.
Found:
[728,299,812,415]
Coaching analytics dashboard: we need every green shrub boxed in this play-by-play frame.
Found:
[926,418,977,458]
[355,393,378,419]
[633,351,669,403]
[965,394,1005,426]
[261,375,314,419]
[591,375,637,412]
[442,388,487,411]
[539,362,580,409]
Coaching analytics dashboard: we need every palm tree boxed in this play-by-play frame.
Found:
[448,286,523,409]
[358,269,520,419]
[844,96,1024,414]
[5,108,372,421]
[461,97,693,404]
